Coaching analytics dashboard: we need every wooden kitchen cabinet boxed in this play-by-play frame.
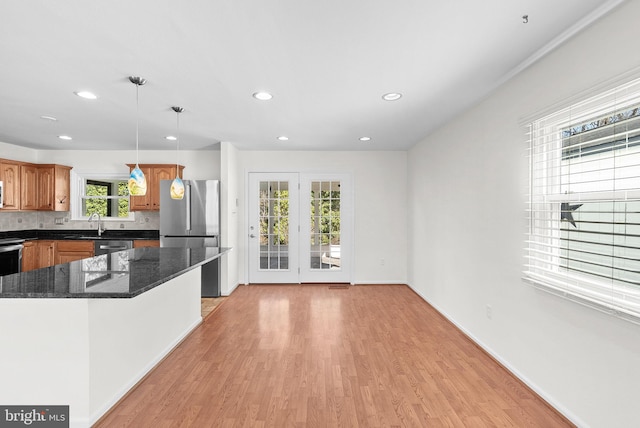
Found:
[37,164,72,211]
[20,163,38,210]
[126,164,184,211]
[0,158,71,212]
[55,240,94,265]
[21,241,38,272]
[133,239,160,248]
[22,240,93,271]
[37,240,55,269]
[0,160,21,210]
[22,240,55,271]
[36,166,54,210]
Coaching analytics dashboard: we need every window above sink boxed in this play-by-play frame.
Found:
[70,171,135,222]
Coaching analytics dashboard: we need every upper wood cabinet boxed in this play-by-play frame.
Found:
[0,160,21,210]
[37,165,72,211]
[36,166,54,210]
[0,158,72,212]
[126,164,184,211]
[20,163,38,210]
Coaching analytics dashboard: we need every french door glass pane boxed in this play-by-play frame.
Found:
[259,181,289,270]
[310,181,341,270]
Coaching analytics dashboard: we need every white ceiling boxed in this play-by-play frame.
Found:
[0,0,624,152]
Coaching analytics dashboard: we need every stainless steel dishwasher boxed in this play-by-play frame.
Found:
[94,240,133,255]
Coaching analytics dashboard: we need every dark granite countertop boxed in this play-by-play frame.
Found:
[0,247,230,298]
[0,229,159,241]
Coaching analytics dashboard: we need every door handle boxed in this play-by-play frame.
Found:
[249,234,256,238]
[186,183,191,231]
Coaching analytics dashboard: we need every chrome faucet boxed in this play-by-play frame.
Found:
[88,212,105,237]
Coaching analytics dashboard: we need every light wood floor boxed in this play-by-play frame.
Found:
[201,297,226,319]
[95,284,573,427]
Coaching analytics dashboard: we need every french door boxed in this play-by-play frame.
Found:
[248,172,352,284]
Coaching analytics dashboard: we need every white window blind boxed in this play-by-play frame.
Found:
[525,77,640,322]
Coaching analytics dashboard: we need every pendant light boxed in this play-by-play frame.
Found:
[128,76,148,196]
[170,106,185,200]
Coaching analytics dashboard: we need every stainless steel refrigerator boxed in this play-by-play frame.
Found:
[160,179,221,296]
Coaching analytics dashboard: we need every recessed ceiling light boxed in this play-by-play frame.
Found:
[165,136,177,141]
[277,136,289,141]
[40,115,57,121]
[382,92,402,101]
[58,135,72,140]
[253,91,273,101]
[359,136,371,142]
[74,91,98,100]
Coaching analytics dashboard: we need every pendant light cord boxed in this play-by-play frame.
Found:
[135,83,140,165]
[176,111,180,176]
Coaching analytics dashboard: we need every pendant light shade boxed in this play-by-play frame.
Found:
[170,106,185,200]
[128,76,147,196]
[129,165,147,196]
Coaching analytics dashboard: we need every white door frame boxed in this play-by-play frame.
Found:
[247,172,300,283]
[245,171,353,284]
[299,173,353,283]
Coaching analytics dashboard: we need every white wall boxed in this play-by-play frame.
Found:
[236,150,407,285]
[407,2,640,427]
[220,142,240,295]
[0,141,38,163]
[36,148,220,180]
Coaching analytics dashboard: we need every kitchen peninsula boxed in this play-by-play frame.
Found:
[0,246,230,427]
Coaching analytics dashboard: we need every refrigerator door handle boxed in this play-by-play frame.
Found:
[186,182,192,231]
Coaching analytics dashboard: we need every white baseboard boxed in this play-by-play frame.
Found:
[406,284,587,428]
[223,282,241,296]
[353,280,408,285]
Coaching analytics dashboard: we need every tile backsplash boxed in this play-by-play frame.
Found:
[0,211,160,232]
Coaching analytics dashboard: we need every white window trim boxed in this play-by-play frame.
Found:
[524,77,640,323]
[70,170,135,221]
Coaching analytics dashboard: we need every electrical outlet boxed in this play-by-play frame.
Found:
[380,258,385,266]
[486,304,492,320]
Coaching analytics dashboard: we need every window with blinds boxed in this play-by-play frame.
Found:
[525,77,640,321]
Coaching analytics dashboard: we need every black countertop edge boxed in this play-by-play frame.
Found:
[0,247,231,299]
[0,229,160,241]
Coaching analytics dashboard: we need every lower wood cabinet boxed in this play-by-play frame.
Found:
[21,241,38,272]
[55,240,94,265]
[133,240,160,248]
[37,240,55,270]
[22,240,94,271]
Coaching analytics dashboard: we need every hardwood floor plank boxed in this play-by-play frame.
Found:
[95,285,574,427]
